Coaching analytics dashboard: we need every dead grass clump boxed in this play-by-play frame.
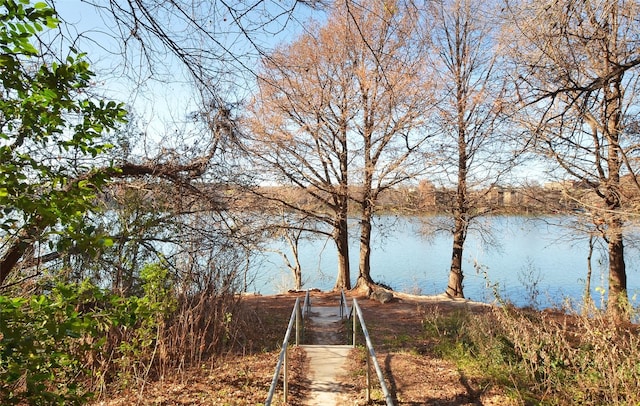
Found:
[89,291,297,401]
[425,305,640,405]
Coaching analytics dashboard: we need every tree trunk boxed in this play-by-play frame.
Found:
[333,215,351,290]
[446,215,467,298]
[284,231,303,291]
[445,86,469,299]
[603,77,628,319]
[293,261,302,291]
[0,239,32,287]
[355,208,375,290]
[583,235,594,310]
[0,217,47,287]
[293,268,302,290]
[607,216,627,318]
[289,243,303,291]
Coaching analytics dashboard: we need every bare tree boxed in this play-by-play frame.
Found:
[502,0,640,318]
[243,19,354,289]
[244,0,432,291]
[423,0,512,298]
[342,1,434,292]
[270,210,320,291]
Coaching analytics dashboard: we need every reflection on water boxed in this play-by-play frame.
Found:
[252,215,640,309]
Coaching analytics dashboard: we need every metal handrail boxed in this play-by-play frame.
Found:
[296,290,310,346]
[265,290,310,405]
[352,298,394,406]
[339,289,349,319]
[303,289,311,317]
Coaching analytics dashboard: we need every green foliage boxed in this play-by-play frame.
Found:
[0,0,127,277]
[114,262,176,386]
[0,1,58,57]
[0,263,178,404]
[0,280,111,405]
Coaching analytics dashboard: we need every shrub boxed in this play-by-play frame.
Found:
[0,263,177,404]
[0,280,111,405]
[111,262,177,386]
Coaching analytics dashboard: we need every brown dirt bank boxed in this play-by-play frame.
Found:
[91,290,516,405]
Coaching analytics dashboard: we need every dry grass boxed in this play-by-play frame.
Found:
[425,303,640,405]
[494,305,640,405]
[90,292,308,405]
[336,295,515,405]
[90,291,640,405]
[91,349,307,406]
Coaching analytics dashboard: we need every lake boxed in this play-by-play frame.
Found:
[250,215,640,309]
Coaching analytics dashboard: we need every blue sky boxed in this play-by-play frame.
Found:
[48,1,324,142]
[44,1,547,185]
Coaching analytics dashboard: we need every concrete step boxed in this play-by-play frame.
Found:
[301,345,352,405]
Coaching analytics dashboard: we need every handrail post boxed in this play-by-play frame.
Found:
[295,300,303,345]
[304,289,310,318]
[366,350,371,402]
[265,297,300,406]
[352,298,395,405]
[283,346,288,403]
[340,289,349,319]
[352,303,357,347]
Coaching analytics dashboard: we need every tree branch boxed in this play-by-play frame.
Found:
[0,158,213,288]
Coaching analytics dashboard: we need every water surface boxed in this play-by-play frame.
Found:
[251,215,640,309]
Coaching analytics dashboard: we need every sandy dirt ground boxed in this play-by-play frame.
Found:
[91,290,518,405]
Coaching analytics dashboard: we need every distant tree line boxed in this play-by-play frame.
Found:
[218,178,640,216]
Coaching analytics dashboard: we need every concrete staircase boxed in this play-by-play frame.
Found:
[301,305,352,405]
